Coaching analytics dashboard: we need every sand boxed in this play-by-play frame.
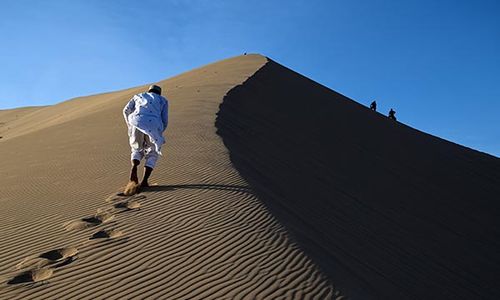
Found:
[0,55,338,299]
[216,59,500,299]
[0,54,499,299]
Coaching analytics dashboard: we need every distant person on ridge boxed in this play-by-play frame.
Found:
[370,101,377,111]
[123,84,169,194]
[388,108,397,121]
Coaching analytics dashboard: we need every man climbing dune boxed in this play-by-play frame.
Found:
[123,84,169,194]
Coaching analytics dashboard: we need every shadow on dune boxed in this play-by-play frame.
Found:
[215,59,500,299]
[7,273,33,285]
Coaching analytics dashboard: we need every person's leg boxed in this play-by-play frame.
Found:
[129,127,145,183]
[141,166,153,188]
[130,159,141,183]
[141,135,159,188]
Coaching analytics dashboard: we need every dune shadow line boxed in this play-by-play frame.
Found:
[214,59,500,299]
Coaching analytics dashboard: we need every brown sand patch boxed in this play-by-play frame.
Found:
[123,181,140,196]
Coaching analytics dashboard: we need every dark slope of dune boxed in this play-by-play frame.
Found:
[216,58,500,299]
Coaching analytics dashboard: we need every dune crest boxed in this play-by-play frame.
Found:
[216,59,500,299]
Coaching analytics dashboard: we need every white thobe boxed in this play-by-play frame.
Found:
[123,92,169,159]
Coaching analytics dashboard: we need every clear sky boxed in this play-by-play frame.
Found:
[0,0,499,156]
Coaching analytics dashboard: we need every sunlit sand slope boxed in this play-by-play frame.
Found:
[0,55,339,299]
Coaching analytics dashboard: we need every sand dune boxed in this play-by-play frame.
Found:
[0,106,44,139]
[1,54,498,299]
[0,55,339,299]
[216,59,500,299]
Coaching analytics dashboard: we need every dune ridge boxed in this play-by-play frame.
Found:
[0,55,341,299]
[216,59,500,299]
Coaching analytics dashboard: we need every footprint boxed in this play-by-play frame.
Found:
[39,247,78,261]
[90,228,124,240]
[8,268,53,285]
[64,212,115,231]
[16,247,79,270]
[114,200,141,211]
[7,182,150,287]
[81,211,114,224]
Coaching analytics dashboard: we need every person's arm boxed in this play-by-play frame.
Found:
[123,97,136,125]
[161,100,168,131]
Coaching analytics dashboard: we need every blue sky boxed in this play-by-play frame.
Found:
[0,0,499,156]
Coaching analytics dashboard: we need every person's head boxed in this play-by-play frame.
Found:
[148,84,162,95]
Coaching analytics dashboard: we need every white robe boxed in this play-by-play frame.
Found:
[123,92,168,154]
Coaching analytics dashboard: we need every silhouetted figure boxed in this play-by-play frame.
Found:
[388,108,397,121]
[370,101,377,111]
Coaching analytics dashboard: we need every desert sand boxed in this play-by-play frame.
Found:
[0,54,499,299]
